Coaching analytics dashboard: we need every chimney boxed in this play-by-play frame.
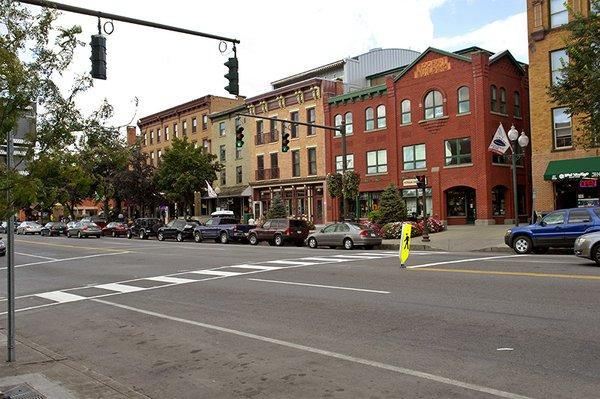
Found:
[126,125,138,145]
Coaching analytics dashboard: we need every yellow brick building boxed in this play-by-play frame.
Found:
[527,0,600,210]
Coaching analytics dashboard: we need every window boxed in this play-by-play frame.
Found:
[550,49,568,86]
[192,117,197,133]
[202,138,210,153]
[143,133,147,146]
[156,128,161,143]
[256,120,264,145]
[592,1,600,14]
[335,154,354,173]
[219,145,226,162]
[553,107,572,148]
[218,121,225,137]
[292,150,301,177]
[366,150,387,174]
[492,186,507,216]
[334,114,342,136]
[165,126,169,141]
[365,107,374,130]
[307,148,317,175]
[236,146,242,160]
[376,105,386,128]
[202,114,208,130]
[401,100,411,124]
[290,111,299,138]
[157,150,162,161]
[424,90,443,119]
[568,209,591,223]
[550,0,568,28]
[307,108,316,135]
[149,130,154,144]
[345,112,353,135]
[220,170,226,185]
[403,144,426,170]
[173,123,178,138]
[458,87,470,114]
[499,88,507,114]
[182,120,187,136]
[490,85,498,112]
[236,166,243,184]
[445,137,472,166]
[257,155,264,170]
[542,211,565,225]
[270,152,278,170]
[514,92,521,118]
[269,118,277,135]
[150,151,155,163]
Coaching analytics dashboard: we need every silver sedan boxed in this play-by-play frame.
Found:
[307,222,382,250]
[574,231,600,264]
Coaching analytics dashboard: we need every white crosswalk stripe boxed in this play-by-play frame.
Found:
[36,291,87,303]
[96,283,146,293]
[299,257,349,263]
[145,276,198,284]
[225,264,283,271]
[266,260,317,266]
[191,270,242,277]
[333,255,381,259]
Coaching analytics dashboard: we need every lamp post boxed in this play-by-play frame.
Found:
[507,125,529,227]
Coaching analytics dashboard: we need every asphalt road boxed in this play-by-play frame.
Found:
[1,234,599,398]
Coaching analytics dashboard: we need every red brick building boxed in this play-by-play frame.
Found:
[324,47,531,225]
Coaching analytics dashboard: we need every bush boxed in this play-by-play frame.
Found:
[378,184,407,225]
[292,214,315,230]
[363,221,383,237]
[266,194,287,219]
[381,217,445,239]
[366,209,381,224]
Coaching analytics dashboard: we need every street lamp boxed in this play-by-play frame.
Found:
[507,125,529,226]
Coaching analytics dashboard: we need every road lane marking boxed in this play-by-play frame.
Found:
[0,252,131,270]
[145,276,197,284]
[95,283,146,293]
[93,299,532,399]
[227,264,283,271]
[299,257,349,263]
[15,252,58,261]
[248,278,390,294]
[266,260,317,266]
[191,270,242,277]
[14,239,130,252]
[411,268,600,280]
[35,291,87,303]
[407,255,524,269]
[332,255,381,259]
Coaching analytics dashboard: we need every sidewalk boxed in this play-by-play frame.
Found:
[0,331,148,399]
[381,224,512,252]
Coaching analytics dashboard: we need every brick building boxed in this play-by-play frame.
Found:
[527,0,600,210]
[325,47,531,225]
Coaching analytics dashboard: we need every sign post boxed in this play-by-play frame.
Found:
[399,223,412,268]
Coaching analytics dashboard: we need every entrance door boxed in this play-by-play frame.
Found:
[466,189,476,224]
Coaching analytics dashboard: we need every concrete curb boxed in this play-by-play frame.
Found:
[379,242,513,253]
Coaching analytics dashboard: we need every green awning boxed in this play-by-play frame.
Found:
[543,156,600,181]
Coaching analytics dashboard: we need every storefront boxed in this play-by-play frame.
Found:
[544,157,600,209]
[252,183,324,224]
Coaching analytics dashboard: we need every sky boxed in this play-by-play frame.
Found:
[33,0,528,131]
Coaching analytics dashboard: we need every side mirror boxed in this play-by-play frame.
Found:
[539,221,547,227]
[320,229,324,233]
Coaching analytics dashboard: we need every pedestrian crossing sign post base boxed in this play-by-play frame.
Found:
[399,223,412,268]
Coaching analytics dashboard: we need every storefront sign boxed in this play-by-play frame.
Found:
[580,179,598,188]
[551,171,600,181]
[414,57,451,78]
[403,178,418,187]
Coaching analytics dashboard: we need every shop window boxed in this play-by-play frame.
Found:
[366,149,387,174]
[550,0,568,28]
[514,91,521,118]
[292,150,301,177]
[358,192,382,218]
[552,107,572,149]
[335,154,354,173]
[458,86,470,114]
[424,90,443,120]
[402,188,432,218]
[376,105,386,128]
[403,144,426,170]
[446,188,467,217]
[401,100,411,124]
[492,186,507,216]
[365,107,375,130]
[490,85,498,112]
[290,111,299,138]
[499,88,507,114]
[444,137,472,166]
[551,49,568,86]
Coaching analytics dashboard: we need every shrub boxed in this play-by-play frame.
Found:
[366,209,381,224]
[381,217,445,240]
[292,214,315,230]
[378,184,407,225]
[266,194,287,219]
[363,221,383,237]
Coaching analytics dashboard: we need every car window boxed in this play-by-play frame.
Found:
[542,211,566,225]
[568,209,591,223]
[336,224,350,232]
[45,223,52,228]
[289,220,307,228]
[165,220,175,228]
[323,224,336,233]
[594,208,600,218]
[263,221,271,229]
[222,218,237,225]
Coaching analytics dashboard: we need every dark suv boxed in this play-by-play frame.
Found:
[157,219,199,242]
[127,218,163,240]
[248,219,309,247]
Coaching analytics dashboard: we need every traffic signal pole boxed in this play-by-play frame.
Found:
[6,130,15,362]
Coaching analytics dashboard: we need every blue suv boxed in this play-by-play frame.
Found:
[505,207,600,254]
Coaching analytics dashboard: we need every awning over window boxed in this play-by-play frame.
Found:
[543,156,600,181]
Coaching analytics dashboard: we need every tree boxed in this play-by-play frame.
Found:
[154,137,221,216]
[266,194,287,219]
[326,173,342,198]
[548,1,600,148]
[114,146,158,216]
[377,184,407,225]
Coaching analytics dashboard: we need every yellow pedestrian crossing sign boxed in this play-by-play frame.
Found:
[399,223,412,268]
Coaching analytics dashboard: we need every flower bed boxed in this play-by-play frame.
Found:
[381,217,445,239]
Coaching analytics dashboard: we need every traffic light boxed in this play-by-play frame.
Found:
[90,34,107,80]
[416,175,427,189]
[281,129,290,152]
[235,125,245,148]
[224,57,239,96]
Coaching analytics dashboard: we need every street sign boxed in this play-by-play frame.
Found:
[403,178,418,187]
[399,223,412,268]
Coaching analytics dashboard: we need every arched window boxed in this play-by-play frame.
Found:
[490,85,498,112]
[376,105,386,128]
[345,112,353,134]
[424,90,443,120]
[514,91,521,118]
[365,107,374,131]
[401,100,411,124]
[457,86,470,114]
[499,88,507,114]
[334,114,342,136]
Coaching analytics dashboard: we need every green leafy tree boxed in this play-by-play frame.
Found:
[114,146,158,216]
[377,184,407,225]
[326,173,342,198]
[342,170,360,200]
[548,1,600,148]
[154,137,221,216]
[266,194,287,219]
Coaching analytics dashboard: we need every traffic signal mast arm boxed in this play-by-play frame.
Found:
[235,113,343,135]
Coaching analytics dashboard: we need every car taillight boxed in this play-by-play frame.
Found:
[359,230,369,237]
[284,227,293,235]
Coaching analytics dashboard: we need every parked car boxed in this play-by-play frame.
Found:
[67,221,102,238]
[81,216,108,229]
[193,212,255,244]
[0,237,5,256]
[0,222,7,234]
[66,221,78,230]
[307,222,382,250]
[102,222,128,237]
[505,207,600,254]
[16,221,43,235]
[248,219,309,247]
[127,218,164,240]
[574,231,600,264]
[40,222,67,236]
[157,219,199,242]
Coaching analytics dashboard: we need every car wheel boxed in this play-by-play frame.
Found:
[112,231,116,238]
[512,235,532,254]
[249,234,258,246]
[308,237,318,249]
[157,233,164,241]
[343,238,354,250]
[127,231,132,239]
[194,232,203,243]
[77,231,82,239]
[220,232,229,244]
[592,243,600,265]
[176,232,184,242]
[139,229,146,240]
[67,231,71,238]
[274,234,283,247]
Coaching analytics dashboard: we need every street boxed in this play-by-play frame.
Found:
[1,236,600,398]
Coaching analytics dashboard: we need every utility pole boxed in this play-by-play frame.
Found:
[6,129,15,362]
[340,121,347,222]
